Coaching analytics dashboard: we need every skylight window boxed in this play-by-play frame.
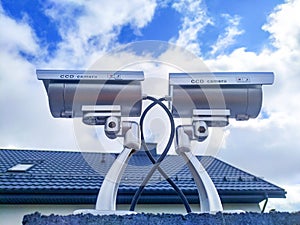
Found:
[7,163,35,172]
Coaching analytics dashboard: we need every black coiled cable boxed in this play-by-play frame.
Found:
[129,96,191,213]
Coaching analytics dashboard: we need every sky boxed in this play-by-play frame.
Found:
[0,0,300,212]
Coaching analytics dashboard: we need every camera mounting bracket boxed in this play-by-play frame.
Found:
[74,105,141,215]
[174,109,231,212]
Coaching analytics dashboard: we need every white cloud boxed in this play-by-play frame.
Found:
[262,0,300,51]
[265,184,300,212]
[43,0,157,68]
[0,8,78,151]
[0,6,39,55]
[171,0,213,56]
[204,1,300,210]
[210,14,244,56]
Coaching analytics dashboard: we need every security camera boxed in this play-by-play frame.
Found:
[172,71,274,160]
[169,72,274,120]
[37,69,143,148]
[37,70,144,118]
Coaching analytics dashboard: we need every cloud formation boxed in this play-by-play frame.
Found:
[205,0,300,211]
[43,0,157,68]
[171,0,213,56]
[210,14,244,56]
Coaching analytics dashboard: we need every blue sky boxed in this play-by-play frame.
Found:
[1,0,282,58]
[1,0,300,212]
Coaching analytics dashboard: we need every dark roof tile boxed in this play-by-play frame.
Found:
[0,149,286,204]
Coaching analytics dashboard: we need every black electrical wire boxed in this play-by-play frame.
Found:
[129,96,191,213]
[141,96,174,162]
[139,98,191,213]
[141,142,192,213]
[129,96,174,210]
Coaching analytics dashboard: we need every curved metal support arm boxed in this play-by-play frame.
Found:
[180,151,223,212]
[176,126,223,212]
[95,120,140,211]
[74,121,140,214]
[96,147,135,210]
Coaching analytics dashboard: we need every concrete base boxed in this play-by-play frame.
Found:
[23,211,300,225]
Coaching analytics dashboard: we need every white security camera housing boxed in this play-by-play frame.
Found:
[37,70,144,118]
[169,72,274,120]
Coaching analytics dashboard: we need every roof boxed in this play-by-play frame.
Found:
[0,147,286,204]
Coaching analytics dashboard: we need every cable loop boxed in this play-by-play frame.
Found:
[129,96,191,213]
